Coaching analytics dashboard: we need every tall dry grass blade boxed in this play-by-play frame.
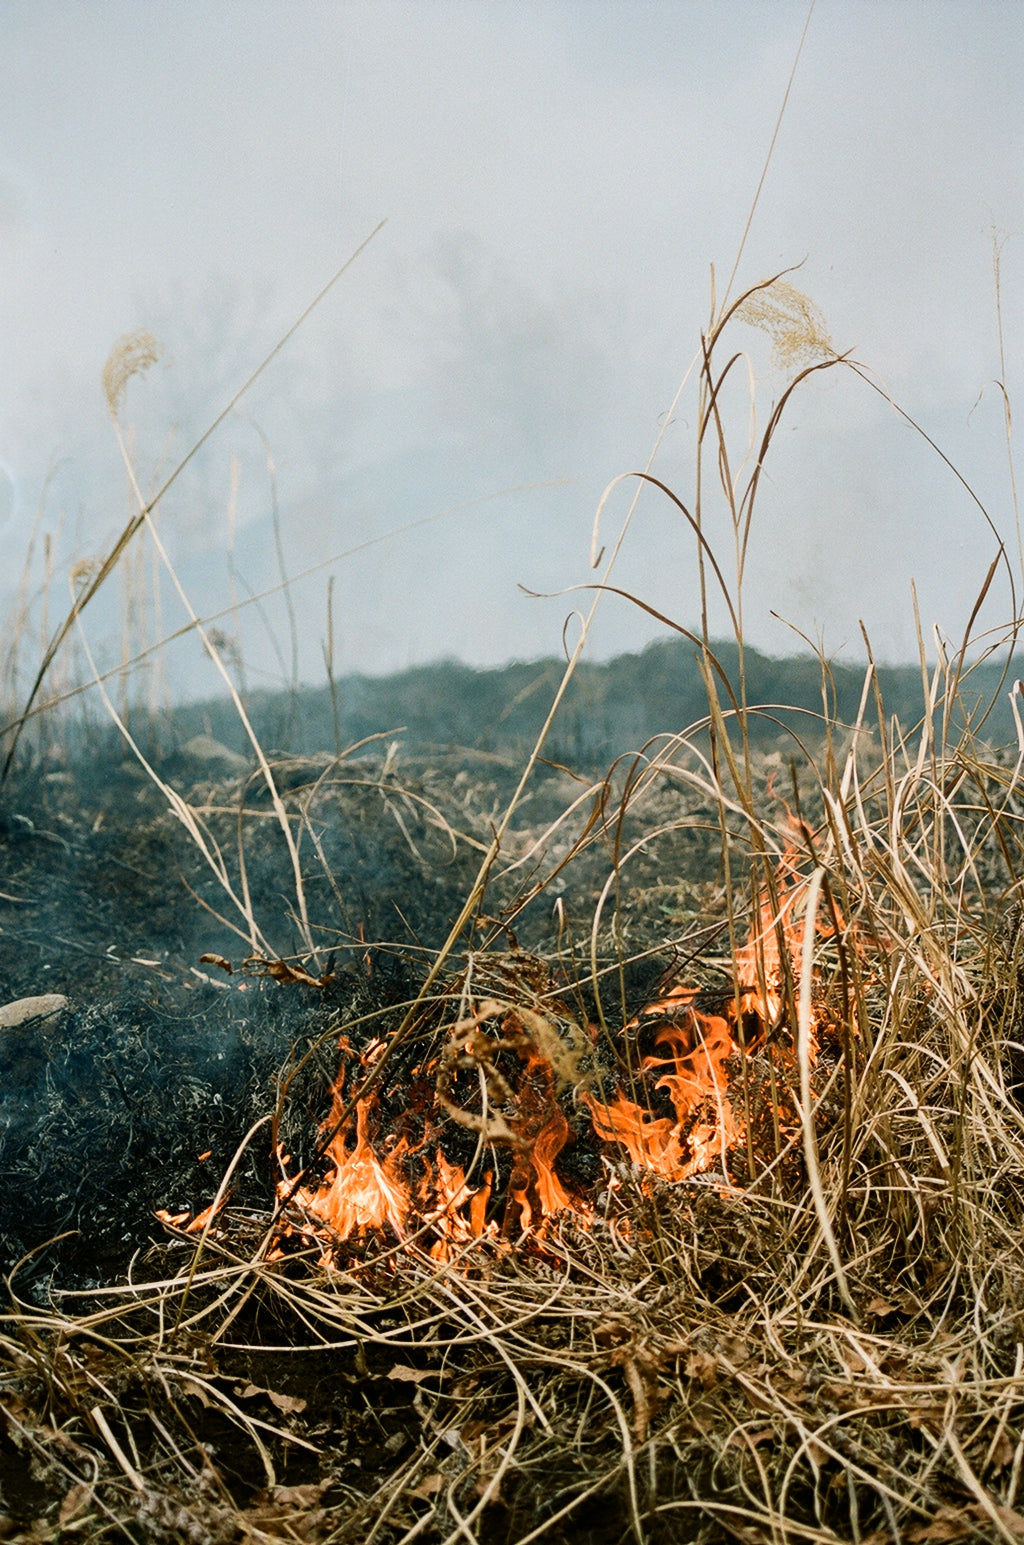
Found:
[1,221,385,782]
[69,590,270,954]
[797,866,856,1316]
[720,0,818,308]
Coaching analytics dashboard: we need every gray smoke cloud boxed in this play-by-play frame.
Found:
[0,0,1021,698]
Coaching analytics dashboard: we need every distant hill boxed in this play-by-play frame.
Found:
[163,638,1021,771]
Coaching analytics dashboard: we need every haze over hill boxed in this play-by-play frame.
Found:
[165,638,1019,772]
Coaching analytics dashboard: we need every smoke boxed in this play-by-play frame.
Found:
[0,464,14,527]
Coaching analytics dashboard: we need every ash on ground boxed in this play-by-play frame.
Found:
[0,732,724,1293]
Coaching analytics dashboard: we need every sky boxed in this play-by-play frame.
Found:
[1,0,1022,701]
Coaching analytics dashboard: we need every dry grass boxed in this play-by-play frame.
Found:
[0,82,1022,1529]
[3,837,1024,1545]
[1,261,1024,1545]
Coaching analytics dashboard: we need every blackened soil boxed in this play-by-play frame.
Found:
[0,735,726,1294]
[0,743,479,1291]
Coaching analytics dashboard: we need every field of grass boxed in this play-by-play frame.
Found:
[2,254,1024,1545]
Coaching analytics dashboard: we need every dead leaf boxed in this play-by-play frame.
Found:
[240,1478,331,1539]
[241,1503,328,1538]
[388,1364,436,1385]
[59,1482,93,1525]
[242,954,335,988]
[684,1351,718,1388]
[594,1319,631,1348]
[410,1472,445,1500]
[269,1481,329,1507]
[907,1404,946,1436]
[906,1504,1024,1544]
[805,1437,829,1470]
[0,1394,33,1444]
[267,1390,307,1415]
[982,1503,1024,1537]
[990,1429,1016,1471]
[179,1378,211,1407]
[235,1383,307,1414]
[907,1509,974,1542]
[865,1295,897,1321]
[609,1347,657,1442]
[726,1426,775,1450]
[773,1373,810,1406]
[718,1334,752,1366]
[199,952,233,974]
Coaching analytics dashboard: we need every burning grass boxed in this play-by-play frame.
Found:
[5,708,1024,1542]
[3,239,1024,1539]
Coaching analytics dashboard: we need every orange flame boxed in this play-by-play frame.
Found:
[504,1050,580,1234]
[585,1006,738,1181]
[289,1093,411,1242]
[735,833,809,1019]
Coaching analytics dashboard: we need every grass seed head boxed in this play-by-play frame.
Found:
[102,329,162,418]
[736,277,835,367]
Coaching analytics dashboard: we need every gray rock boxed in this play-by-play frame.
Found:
[178,734,249,777]
[0,993,70,1030]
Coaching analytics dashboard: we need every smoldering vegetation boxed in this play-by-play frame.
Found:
[0,677,732,1291]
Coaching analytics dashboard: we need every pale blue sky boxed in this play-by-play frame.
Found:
[1,1,1021,693]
